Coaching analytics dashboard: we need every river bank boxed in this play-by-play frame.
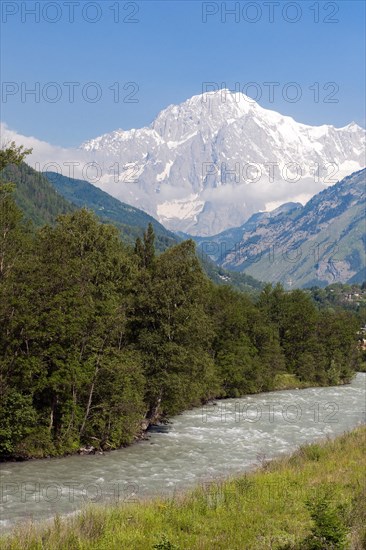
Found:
[1,373,365,536]
[0,372,354,464]
[2,425,365,549]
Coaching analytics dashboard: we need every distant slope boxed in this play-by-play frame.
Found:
[1,162,263,294]
[45,171,264,294]
[2,163,75,226]
[198,251,264,295]
[44,171,179,251]
[191,202,302,264]
[306,282,366,322]
[192,169,366,288]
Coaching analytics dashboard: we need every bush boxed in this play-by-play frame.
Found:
[300,443,324,462]
[153,534,179,549]
[14,426,56,458]
[302,486,350,549]
[0,390,37,455]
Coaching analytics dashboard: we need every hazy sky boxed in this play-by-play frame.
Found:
[1,0,365,146]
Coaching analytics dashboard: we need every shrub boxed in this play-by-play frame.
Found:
[153,534,179,549]
[302,486,349,549]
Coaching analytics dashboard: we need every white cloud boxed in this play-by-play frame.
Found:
[1,122,90,180]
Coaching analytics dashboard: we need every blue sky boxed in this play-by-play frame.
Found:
[1,0,365,146]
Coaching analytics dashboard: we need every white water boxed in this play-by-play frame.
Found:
[1,373,365,532]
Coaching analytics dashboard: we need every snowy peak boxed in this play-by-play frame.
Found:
[150,90,256,142]
[80,90,365,235]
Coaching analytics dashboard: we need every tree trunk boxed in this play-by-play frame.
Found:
[79,366,99,436]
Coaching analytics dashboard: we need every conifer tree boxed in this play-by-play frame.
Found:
[143,222,155,268]
[134,236,145,267]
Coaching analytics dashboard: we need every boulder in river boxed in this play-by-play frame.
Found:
[78,445,96,455]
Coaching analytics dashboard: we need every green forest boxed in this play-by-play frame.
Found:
[0,145,362,460]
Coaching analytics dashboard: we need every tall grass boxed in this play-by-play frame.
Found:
[2,426,365,549]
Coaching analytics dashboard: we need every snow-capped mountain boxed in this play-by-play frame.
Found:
[1,91,364,236]
[72,91,365,235]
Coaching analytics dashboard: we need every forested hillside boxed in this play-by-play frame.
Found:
[1,162,177,251]
[0,145,362,460]
[44,171,178,251]
[43,170,264,294]
[1,161,263,294]
[308,282,366,323]
[2,162,75,226]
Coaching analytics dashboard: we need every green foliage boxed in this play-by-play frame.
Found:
[0,389,37,454]
[1,163,75,227]
[131,239,218,416]
[0,141,32,171]
[299,443,324,462]
[153,534,179,549]
[134,222,156,268]
[84,349,145,448]
[307,282,366,326]
[257,284,361,385]
[197,250,264,296]
[44,171,178,251]
[0,181,27,280]
[0,145,362,459]
[300,486,350,549]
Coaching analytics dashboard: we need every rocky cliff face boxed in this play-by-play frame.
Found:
[193,169,366,288]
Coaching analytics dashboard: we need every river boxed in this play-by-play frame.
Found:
[1,372,365,532]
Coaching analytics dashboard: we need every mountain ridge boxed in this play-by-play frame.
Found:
[192,169,366,288]
[44,171,178,251]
